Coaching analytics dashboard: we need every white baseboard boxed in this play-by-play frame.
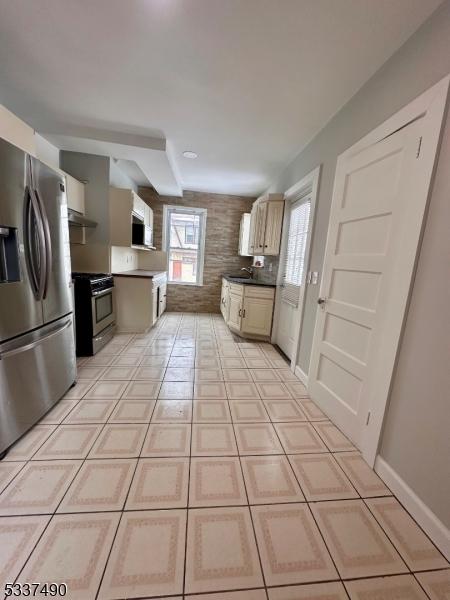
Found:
[375,456,450,560]
[294,365,309,387]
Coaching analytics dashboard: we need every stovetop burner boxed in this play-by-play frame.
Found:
[72,272,114,294]
[72,272,110,279]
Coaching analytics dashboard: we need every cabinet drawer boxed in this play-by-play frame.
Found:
[244,285,275,300]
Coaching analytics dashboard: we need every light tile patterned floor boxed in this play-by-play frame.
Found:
[0,312,448,599]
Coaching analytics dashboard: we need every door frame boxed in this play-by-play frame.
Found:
[310,75,449,466]
[272,165,321,375]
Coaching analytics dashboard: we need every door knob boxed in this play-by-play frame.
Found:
[317,297,327,306]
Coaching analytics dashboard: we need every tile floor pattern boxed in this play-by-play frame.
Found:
[0,312,448,600]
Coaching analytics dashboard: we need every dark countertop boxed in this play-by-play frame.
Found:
[112,270,166,279]
[222,274,276,287]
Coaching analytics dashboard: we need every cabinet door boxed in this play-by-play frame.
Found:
[159,283,167,316]
[255,200,268,254]
[152,288,158,325]
[66,174,85,214]
[132,192,145,218]
[241,296,274,336]
[144,204,154,228]
[227,292,242,330]
[263,200,284,255]
[220,280,226,318]
[248,204,258,255]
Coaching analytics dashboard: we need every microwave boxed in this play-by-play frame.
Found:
[132,219,153,247]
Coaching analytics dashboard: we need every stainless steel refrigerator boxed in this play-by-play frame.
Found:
[0,138,76,457]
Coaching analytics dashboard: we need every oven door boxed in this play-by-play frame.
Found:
[91,287,115,336]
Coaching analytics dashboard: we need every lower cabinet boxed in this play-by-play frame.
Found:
[220,278,275,339]
[114,272,167,333]
[241,296,273,337]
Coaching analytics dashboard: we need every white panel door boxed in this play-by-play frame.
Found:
[309,118,429,453]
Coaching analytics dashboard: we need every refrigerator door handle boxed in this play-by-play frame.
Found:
[24,186,46,300]
[34,189,52,299]
[0,318,72,360]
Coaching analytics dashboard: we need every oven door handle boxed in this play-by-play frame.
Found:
[92,287,114,297]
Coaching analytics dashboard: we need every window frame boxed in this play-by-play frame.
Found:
[162,204,207,286]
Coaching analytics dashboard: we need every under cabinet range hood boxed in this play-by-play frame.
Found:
[68,208,97,228]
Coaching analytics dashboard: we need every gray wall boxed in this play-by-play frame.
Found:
[60,151,110,244]
[268,1,450,526]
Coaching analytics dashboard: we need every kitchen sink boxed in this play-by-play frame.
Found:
[226,275,251,281]
[223,274,272,285]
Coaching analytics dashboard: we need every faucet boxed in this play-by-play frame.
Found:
[241,267,253,278]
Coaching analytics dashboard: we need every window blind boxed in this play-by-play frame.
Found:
[281,195,311,306]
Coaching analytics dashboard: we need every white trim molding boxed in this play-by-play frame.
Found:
[375,456,450,561]
[162,204,207,286]
[294,365,309,387]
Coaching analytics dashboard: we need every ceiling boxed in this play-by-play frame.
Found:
[0,0,442,196]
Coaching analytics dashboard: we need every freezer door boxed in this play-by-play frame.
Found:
[0,139,44,343]
[31,157,72,324]
[0,315,76,454]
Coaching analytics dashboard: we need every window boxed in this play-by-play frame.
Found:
[184,223,199,244]
[163,205,207,285]
[281,194,311,306]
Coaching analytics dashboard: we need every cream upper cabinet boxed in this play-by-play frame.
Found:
[255,200,268,254]
[221,280,275,340]
[248,203,258,254]
[109,187,153,247]
[264,199,284,255]
[132,191,146,219]
[109,187,134,246]
[144,204,153,229]
[248,194,284,255]
[65,173,85,214]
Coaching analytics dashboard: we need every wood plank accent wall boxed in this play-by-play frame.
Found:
[139,188,254,313]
